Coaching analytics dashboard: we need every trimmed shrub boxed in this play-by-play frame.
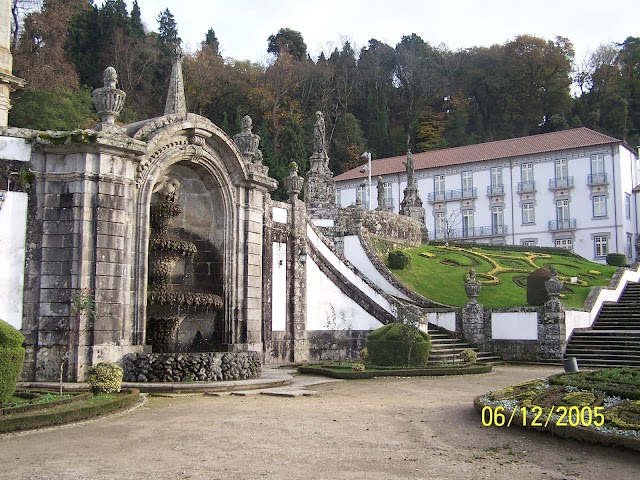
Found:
[359,347,368,361]
[527,268,551,305]
[366,323,431,367]
[606,253,627,267]
[387,250,412,270]
[88,362,123,394]
[460,348,477,364]
[0,320,25,404]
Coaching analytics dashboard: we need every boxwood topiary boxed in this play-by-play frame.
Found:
[0,320,26,404]
[88,362,123,394]
[387,250,412,270]
[366,323,431,367]
[606,253,627,267]
[527,268,551,306]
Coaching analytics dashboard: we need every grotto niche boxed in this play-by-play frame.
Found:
[146,164,225,353]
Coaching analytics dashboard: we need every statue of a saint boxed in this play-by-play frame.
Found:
[376,176,385,210]
[313,111,326,154]
[403,149,415,186]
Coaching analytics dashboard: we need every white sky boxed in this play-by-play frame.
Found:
[108,0,637,64]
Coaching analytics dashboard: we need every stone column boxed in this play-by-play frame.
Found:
[539,270,567,360]
[284,163,308,362]
[461,269,486,349]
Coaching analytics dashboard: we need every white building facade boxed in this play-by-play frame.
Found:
[334,128,639,264]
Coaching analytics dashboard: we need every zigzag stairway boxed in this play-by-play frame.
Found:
[565,281,640,368]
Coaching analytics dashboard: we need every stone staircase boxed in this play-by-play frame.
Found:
[428,325,502,364]
[564,281,640,368]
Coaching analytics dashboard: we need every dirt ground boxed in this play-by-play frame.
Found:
[0,364,638,480]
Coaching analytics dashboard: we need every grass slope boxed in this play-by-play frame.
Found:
[383,243,619,308]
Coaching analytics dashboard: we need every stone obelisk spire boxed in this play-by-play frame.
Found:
[164,45,186,117]
[0,0,25,126]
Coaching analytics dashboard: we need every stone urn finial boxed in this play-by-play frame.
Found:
[545,267,564,302]
[233,115,263,165]
[283,161,304,201]
[464,268,481,304]
[92,67,127,134]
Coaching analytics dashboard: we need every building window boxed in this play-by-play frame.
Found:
[434,175,445,194]
[492,206,504,233]
[593,195,607,217]
[435,211,446,238]
[383,182,393,207]
[627,233,633,258]
[522,203,535,224]
[594,235,608,257]
[522,239,537,247]
[591,154,604,175]
[461,171,473,193]
[555,238,573,251]
[555,158,568,179]
[356,184,365,204]
[556,199,569,222]
[335,188,341,206]
[626,194,631,219]
[462,209,474,237]
[521,163,533,183]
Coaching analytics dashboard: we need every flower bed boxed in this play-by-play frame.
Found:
[474,368,640,451]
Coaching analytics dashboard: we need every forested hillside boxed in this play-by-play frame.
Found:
[8,0,640,199]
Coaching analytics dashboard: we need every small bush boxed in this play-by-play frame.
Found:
[88,362,123,394]
[359,348,368,361]
[366,323,431,367]
[387,250,412,270]
[0,320,25,404]
[606,253,627,267]
[351,362,365,372]
[460,348,477,364]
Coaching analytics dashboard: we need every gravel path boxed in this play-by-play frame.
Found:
[1,364,638,479]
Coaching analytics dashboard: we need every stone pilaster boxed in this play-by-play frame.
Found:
[284,162,308,362]
[461,269,487,349]
[539,271,567,360]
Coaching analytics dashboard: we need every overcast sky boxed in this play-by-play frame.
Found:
[111,0,637,64]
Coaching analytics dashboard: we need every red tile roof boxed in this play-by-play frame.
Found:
[334,127,622,182]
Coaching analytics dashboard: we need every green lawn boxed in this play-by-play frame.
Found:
[384,243,619,308]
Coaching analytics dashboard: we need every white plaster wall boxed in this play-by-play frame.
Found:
[306,256,384,331]
[272,207,288,224]
[307,224,394,315]
[491,311,538,340]
[564,310,591,340]
[342,235,409,300]
[426,310,456,332]
[271,242,287,331]
[0,136,31,162]
[0,191,28,329]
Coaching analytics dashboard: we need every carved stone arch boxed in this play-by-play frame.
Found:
[132,116,244,347]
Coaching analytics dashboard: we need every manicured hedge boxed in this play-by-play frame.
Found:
[366,323,431,367]
[299,363,492,379]
[0,389,141,433]
[0,320,25,404]
[606,253,627,267]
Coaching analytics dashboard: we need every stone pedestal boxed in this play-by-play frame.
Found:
[539,272,567,360]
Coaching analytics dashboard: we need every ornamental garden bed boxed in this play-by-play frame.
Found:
[299,362,492,379]
[0,388,141,434]
[474,367,640,451]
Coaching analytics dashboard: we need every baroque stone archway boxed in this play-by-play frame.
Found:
[130,114,276,353]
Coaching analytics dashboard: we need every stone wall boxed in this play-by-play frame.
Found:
[122,351,261,382]
[336,207,422,246]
